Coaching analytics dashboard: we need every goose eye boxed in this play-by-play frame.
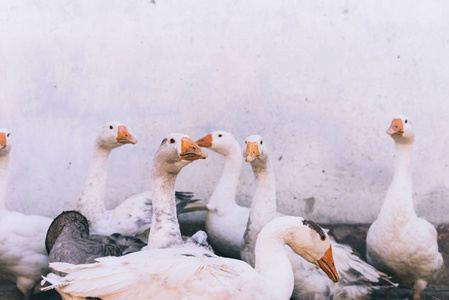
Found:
[218,134,222,138]
[320,234,326,241]
[7,133,10,137]
[109,126,113,130]
[170,138,175,144]
[405,119,408,124]
[245,141,247,144]
[260,140,263,145]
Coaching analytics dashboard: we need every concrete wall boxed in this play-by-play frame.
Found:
[1,0,449,224]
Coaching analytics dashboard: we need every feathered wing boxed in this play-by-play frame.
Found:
[50,234,146,266]
[174,191,199,212]
[105,192,153,236]
[43,247,265,300]
[331,242,389,284]
[420,218,443,269]
[290,240,396,300]
[100,191,198,237]
[328,242,397,299]
[90,233,146,255]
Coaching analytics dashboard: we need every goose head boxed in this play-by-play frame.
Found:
[295,219,338,283]
[96,121,137,150]
[196,131,240,156]
[386,115,414,144]
[244,134,268,167]
[0,128,12,156]
[153,133,208,175]
[261,216,339,283]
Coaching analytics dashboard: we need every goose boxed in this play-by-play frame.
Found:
[0,128,53,300]
[195,131,283,258]
[46,210,146,268]
[242,134,395,299]
[41,133,226,295]
[366,116,443,299]
[144,133,208,249]
[195,131,248,258]
[43,216,339,300]
[75,122,198,239]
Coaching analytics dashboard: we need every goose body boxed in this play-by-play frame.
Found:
[242,134,393,300]
[196,131,282,258]
[43,216,339,300]
[75,122,196,239]
[366,116,443,299]
[0,128,52,299]
[46,210,145,267]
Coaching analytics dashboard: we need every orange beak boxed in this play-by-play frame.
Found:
[244,141,260,163]
[181,137,208,161]
[317,245,339,283]
[116,126,137,144]
[386,119,404,136]
[0,133,6,150]
[195,134,212,148]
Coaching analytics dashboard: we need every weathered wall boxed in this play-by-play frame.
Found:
[1,0,449,223]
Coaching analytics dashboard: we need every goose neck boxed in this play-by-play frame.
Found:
[379,141,416,220]
[148,167,182,249]
[207,151,242,210]
[242,157,277,266]
[254,228,294,300]
[76,145,111,220]
[250,157,277,216]
[392,142,414,180]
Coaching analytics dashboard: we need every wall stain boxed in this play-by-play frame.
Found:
[304,197,315,214]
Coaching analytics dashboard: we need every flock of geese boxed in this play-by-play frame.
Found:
[0,116,443,300]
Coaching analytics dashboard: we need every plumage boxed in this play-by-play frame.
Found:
[46,210,146,268]
[75,122,199,240]
[43,216,339,300]
[366,116,443,299]
[242,134,394,300]
[0,128,52,299]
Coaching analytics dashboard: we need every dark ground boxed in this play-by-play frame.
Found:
[2,214,448,300]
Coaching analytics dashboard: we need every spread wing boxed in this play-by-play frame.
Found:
[43,247,263,299]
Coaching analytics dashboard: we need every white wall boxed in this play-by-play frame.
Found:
[1,0,449,224]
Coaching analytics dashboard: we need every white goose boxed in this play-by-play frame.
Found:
[0,128,53,299]
[43,215,339,300]
[242,134,394,300]
[75,122,196,239]
[145,134,208,249]
[366,116,443,299]
[195,131,285,258]
[195,131,250,258]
